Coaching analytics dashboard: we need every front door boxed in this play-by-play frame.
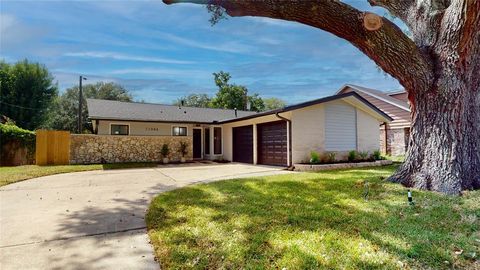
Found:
[193,129,202,159]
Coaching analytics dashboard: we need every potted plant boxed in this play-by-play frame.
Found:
[178,141,188,163]
[160,143,170,164]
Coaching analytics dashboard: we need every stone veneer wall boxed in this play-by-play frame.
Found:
[70,134,193,164]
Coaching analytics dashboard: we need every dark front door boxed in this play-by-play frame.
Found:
[233,125,253,163]
[257,121,288,166]
[193,129,202,159]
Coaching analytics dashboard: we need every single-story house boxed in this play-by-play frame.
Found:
[336,84,411,156]
[86,92,392,166]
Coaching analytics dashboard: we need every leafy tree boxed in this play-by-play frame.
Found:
[210,71,264,111]
[247,93,265,112]
[165,0,480,195]
[174,93,212,107]
[44,82,132,133]
[0,59,58,130]
[263,97,286,111]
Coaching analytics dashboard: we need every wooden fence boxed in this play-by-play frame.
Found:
[36,130,70,165]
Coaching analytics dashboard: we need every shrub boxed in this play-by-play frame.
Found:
[0,123,36,164]
[358,151,369,161]
[325,152,336,163]
[178,141,189,157]
[310,151,320,164]
[160,144,170,158]
[372,150,382,160]
[348,150,357,162]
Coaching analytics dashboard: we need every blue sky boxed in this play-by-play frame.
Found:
[1,0,401,104]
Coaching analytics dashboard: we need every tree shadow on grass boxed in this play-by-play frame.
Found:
[146,169,479,269]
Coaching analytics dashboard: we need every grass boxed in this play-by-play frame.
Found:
[146,165,479,269]
[0,162,157,187]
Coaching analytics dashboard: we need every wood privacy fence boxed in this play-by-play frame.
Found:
[36,130,70,165]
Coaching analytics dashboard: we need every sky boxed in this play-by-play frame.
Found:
[0,0,402,104]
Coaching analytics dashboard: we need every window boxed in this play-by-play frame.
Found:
[111,124,129,135]
[204,128,210,155]
[172,126,187,136]
[214,127,222,154]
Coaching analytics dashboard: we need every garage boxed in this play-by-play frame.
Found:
[232,125,253,163]
[257,121,288,166]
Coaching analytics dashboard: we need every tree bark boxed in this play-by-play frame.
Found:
[164,0,480,195]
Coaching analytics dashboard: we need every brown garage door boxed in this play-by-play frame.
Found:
[257,121,287,166]
[233,125,253,164]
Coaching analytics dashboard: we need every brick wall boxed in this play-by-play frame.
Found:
[70,134,193,164]
[380,128,409,156]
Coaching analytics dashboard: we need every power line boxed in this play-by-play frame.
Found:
[0,100,46,111]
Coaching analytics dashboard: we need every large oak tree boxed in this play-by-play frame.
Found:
[164,0,479,195]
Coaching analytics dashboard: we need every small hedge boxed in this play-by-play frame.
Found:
[0,123,36,164]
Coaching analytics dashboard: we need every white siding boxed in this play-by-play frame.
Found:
[325,102,357,151]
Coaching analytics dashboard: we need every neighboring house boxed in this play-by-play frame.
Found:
[87,92,392,167]
[336,84,411,156]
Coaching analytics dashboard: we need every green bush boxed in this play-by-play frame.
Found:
[372,150,382,160]
[325,152,336,163]
[0,123,36,163]
[358,151,369,161]
[348,150,357,162]
[160,143,170,158]
[178,141,189,157]
[309,151,320,164]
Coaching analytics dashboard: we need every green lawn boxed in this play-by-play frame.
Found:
[146,165,479,269]
[0,162,157,187]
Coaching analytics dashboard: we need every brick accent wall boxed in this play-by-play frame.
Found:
[70,134,193,164]
[380,128,409,156]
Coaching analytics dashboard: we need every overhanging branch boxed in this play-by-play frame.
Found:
[164,0,434,92]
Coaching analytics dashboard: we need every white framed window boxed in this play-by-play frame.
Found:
[110,124,129,135]
[172,126,187,136]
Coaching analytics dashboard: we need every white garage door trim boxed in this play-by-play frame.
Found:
[325,103,357,151]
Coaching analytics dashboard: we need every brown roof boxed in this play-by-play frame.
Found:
[337,84,411,128]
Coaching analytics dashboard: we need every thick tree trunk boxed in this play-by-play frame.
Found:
[390,75,480,195]
[164,0,480,195]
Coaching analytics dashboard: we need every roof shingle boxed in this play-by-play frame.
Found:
[87,99,258,123]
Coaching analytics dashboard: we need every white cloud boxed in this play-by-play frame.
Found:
[63,51,195,65]
[156,31,254,54]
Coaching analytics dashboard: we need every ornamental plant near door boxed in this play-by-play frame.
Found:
[160,143,170,164]
[178,141,188,163]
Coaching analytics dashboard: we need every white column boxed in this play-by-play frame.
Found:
[253,124,257,164]
[286,121,291,166]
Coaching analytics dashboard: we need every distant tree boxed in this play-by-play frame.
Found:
[263,97,286,111]
[44,82,132,133]
[174,93,212,108]
[210,71,264,111]
[248,93,265,112]
[0,60,58,130]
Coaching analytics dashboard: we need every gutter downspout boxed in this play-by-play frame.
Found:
[275,112,293,169]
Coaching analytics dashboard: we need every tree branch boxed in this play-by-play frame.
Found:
[164,0,433,93]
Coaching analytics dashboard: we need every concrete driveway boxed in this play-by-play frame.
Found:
[0,163,292,270]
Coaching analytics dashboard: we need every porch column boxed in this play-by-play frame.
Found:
[253,124,258,164]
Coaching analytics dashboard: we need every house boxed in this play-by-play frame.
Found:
[86,92,392,166]
[336,84,411,156]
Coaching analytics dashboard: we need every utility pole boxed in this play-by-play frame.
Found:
[78,76,87,133]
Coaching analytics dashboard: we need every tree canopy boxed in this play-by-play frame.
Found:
[44,82,133,133]
[0,60,58,130]
[173,93,212,108]
[263,97,286,111]
[164,0,480,195]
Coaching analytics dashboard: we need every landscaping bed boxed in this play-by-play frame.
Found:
[294,160,392,171]
[146,165,479,269]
